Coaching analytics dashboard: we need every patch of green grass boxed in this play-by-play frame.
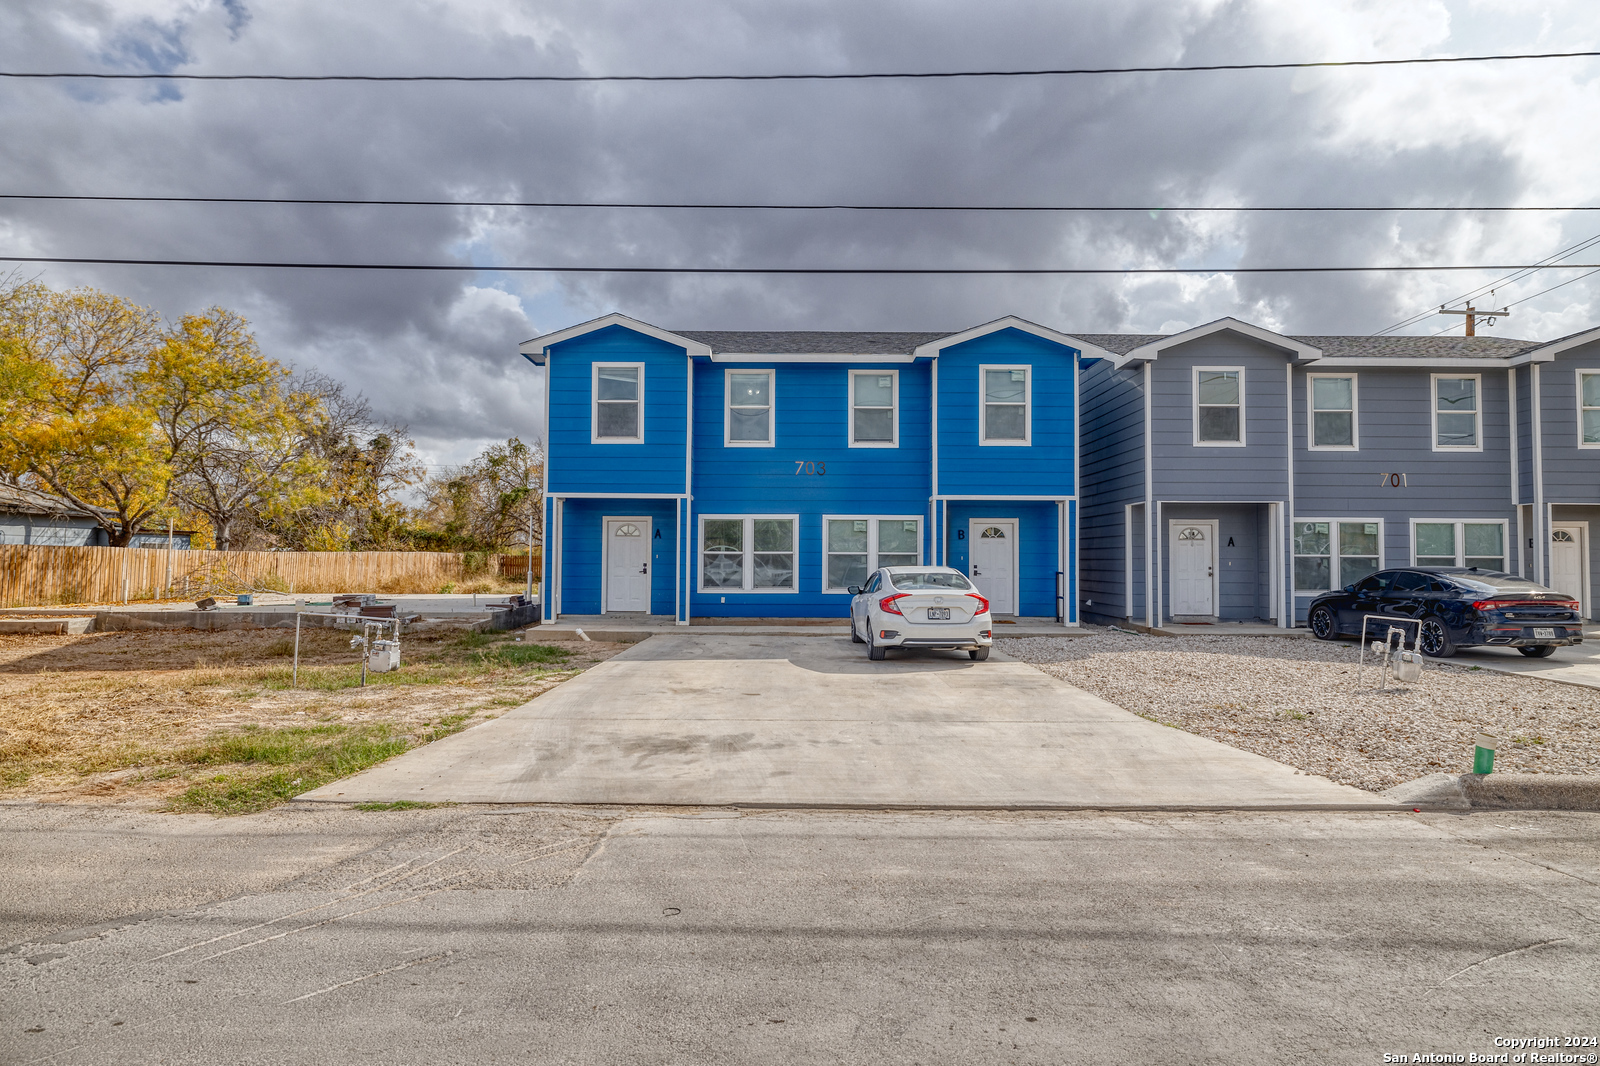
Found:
[353,800,442,811]
[481,643,569,667]
[450,630,501,650]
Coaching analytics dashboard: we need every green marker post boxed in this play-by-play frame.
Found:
[1473,733,1497,775]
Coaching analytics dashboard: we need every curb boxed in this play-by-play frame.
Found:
[1383,772,1600,811]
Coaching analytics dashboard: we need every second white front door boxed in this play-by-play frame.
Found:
[1170,521,1217,618]
[969,519,1017,615]
[605,518,650,613]
[1551,524,1586,617]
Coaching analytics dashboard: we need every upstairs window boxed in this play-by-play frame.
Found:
[1580,371,1600,447]
[726,370,774,446]
[700,515,796,592]
[1414,520,1505,571]
[824,516,921,591]
[1433,375,1480,450]
[850,370,898,447]
[1194,368,1244,445]
[981,366,1030,445]
[592,364,643,443]
[1309,374,1357,449]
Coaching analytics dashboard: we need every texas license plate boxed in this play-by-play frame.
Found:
[1533,627,1555,639]
[926,608,951,620]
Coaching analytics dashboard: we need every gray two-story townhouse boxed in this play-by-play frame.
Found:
[1515,324,1600,618]
[1079,317,1580,628]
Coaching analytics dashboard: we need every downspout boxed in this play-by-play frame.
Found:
[541,349,555,625]
[681,350,694,625]
[1144,360,1154,626]
[1509,367,1520,575]
[1533,363,1545,585]
[1284,361,1294,628]
[1071,351,1080,626]
[931,354,941,564]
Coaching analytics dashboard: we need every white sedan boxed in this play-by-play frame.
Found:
[848,566,994,661]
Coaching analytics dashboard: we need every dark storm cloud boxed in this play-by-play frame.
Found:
[2,0,1596,465]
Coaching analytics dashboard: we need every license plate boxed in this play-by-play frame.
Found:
[1533,627,1556,639]
[926,607,951,620]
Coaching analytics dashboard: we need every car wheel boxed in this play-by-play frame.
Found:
[1518,644,1558,658]
[969,646,990,661]
[1418,616,1457,658]
[867,626,887,661]
[850,615,864,643]
[1309,605,1338,641]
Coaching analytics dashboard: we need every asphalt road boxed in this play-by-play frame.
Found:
[2,803,1597,1065]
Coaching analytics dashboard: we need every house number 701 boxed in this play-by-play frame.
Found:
[1377,473,1408,487]
[794,461,826,475]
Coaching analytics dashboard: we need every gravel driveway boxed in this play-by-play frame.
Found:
[1006,630,1600,792]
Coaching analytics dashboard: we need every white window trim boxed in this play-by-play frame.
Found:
[978,364,1032,446]
[1192,366,1246,447]
[1306,373,1359,451]
[1291,517,1384,592]
[723,368,775,448]
[820,514,923,593]
[1409,518,1509,569]
[591,362,645,444]
[847,369,899,449]
[1576,369,1600,449]
[697,513,800,594]
[1430,372,1483,453]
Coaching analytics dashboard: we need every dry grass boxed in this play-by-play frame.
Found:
[0,623,625,811]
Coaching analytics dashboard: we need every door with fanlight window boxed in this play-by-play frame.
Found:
[1169,521,1217,619]
[1551,525,1587,618]
[604,518,651,613]
[968,520,1017,615]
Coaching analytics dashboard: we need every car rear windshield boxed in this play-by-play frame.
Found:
[889,571,973,591]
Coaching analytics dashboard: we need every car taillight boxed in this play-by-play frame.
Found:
[1472,599,1580,610]
[967,593,990,615]
[879,594,909,615]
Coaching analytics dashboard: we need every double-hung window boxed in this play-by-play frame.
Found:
[824,516,921,591]
[1579,370,1600,447]
[700,515,796,592]
[1308,374,1357,449]
[980,366,1030,444]
[1194,368,1244,445]
[1432,375,1481,450]
[725,369,774,446]
[1414,520,1505,571]
[850,370,897,447]
[1292,520,1381,591]
[592,364,643,443]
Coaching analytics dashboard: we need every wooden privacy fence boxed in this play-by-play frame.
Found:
[0,545,535,607]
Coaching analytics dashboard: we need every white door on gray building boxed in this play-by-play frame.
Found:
[605,518,650,613]
[1551,525,1586,617]
[968,520,1017,616]
[1170,521,1216,618]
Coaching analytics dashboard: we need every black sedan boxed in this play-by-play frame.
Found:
[1306,567,1584,658]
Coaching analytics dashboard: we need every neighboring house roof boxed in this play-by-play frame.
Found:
[0,483,101,521]
[675,330,949,355]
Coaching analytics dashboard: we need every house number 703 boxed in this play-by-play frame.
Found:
[794,461,826,475]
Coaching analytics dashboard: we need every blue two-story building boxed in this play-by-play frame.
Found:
[519,313,1102,625]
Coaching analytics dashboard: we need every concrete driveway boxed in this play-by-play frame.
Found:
[1452,626,1600,689]
[300,635,1391,809]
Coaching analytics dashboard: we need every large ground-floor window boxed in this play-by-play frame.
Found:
[699,515,797,592]
[823,516,921,591]
[1293,519,1382,591]
[1412,519,1506,572]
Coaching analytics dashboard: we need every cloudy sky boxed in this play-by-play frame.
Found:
[2,0,1599,471]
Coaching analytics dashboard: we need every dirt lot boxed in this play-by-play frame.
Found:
[1008,630,1600,791]
[0,623,626,812]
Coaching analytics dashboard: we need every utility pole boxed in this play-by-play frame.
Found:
[1439,301,1510,336]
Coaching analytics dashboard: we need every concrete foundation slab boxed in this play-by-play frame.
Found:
[300,634,1395,810]
[0,616,91,635]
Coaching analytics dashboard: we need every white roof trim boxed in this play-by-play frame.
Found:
[1114,317,1323,367]
[1312,356,1521,368]
[910,316,1118,361]
[708,353,916,363]
[1510,325,1600,365]
[518,312,713,364]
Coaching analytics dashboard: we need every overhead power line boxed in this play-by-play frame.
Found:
[3,193,1599,212]
[1373,232,1600,335]
[6,255,1600,275]
[2,49,1597,83]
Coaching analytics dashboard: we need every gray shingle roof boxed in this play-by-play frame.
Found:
[0,483,98,519]
[672,328,1552,360]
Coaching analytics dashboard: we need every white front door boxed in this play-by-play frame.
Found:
[1551,524,1586,616]
[604,518,650,613]
[969,519,1017,615]
[1170,521,1216,618]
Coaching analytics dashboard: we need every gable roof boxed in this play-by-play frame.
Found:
[909,316,1117,361]
[518,312,713,365]
[1513,324,1600,363]
[1118,318,1323,366]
